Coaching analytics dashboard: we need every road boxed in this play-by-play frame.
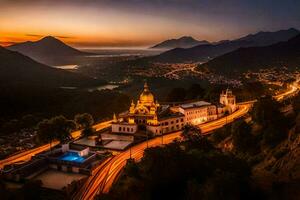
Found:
[0,120,112,169]
[274,84,298,101]
[0,81,298,193]
[76,82,300,200]
[74,104,251,200]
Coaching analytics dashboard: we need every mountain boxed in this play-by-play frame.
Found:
[200,34,300,75]
[7,36,92,65]
[236,28,300,46]
[0,46,103,88]
[150,36,209,49]
[153,28,300,63]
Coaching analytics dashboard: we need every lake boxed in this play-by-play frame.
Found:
[88,84,119,92]
[54,64,78,70]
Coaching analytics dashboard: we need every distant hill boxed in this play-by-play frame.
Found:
[153,28,300,63]
[7,36,92,65]
[150,36,209,49]
[0,46,103,88]
[200,34,300,75]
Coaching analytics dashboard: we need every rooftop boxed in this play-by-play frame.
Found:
[158,106,184,120]
[69,144,88,151]
[179,101,211,109]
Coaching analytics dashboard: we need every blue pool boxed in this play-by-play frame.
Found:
[59,152,85,163]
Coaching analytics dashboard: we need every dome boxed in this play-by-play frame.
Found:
[139,82,154,104]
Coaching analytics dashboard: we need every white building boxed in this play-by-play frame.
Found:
[111,83,237,136]
[178,101,218,125]
[220,89,237,113]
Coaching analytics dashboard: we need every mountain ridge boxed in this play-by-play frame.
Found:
[0,46,103,88]
[150,36,209,49]
[152,28,300,63]
[198,33,300,75]
[7,36,92,65]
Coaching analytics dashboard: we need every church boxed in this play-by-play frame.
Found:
[111,83,236,136]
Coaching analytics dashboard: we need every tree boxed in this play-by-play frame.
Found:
[181,124,202,142]
[37,115,76,145]
[252,95,282,126]
[75,113,95,137]
[181,125,213,151]
[211,124,232,144]
[75,113,94,129]
[252,96,290,147]
[232,120,255,152]
[37,119,56,147]
[50,116,76,142]
[82,127,96,137]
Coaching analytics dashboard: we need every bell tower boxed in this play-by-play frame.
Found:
[220,89,236,113]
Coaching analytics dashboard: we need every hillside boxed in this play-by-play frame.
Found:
[7,36,92,65]
[0,46,103,88]
[150,36,209,49]
[200,34,300,75]
[153,28,300,63]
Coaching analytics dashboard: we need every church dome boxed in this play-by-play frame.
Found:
[139,82,154,104]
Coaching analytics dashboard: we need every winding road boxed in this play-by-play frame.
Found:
[0,82,298,199]
[74,104,251,200]
[75,82,299,200]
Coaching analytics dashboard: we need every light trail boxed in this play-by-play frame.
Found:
[77,82,300,200]
[1,80,298,196]
[274,84,298,101]
[0,141,60,169]
[0,120,112,169]
[76,104,251,200]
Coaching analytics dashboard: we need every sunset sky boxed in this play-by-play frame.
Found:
[1,0,300,48]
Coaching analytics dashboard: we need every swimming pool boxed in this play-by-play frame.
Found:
[59,152,85,163]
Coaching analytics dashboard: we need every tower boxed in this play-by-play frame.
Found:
[129,100,135,114]
[113,113,118,123]
[220,89,236,113]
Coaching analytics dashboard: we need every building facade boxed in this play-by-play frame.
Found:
[111,83,237,136]
[220,89,237,113]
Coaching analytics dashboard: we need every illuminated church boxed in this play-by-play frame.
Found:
[111,83,236,136]
[112,82,185,135]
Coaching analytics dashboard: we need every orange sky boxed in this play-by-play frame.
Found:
[1,0,299,48]
[0,1,233,48]
[0,2,210,48]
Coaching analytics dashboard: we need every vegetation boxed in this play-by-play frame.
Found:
[0,86,130,136]
[75,113,95,136]
[37,115,76,144]
[101,127,262,200]
[252,96,290,147]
